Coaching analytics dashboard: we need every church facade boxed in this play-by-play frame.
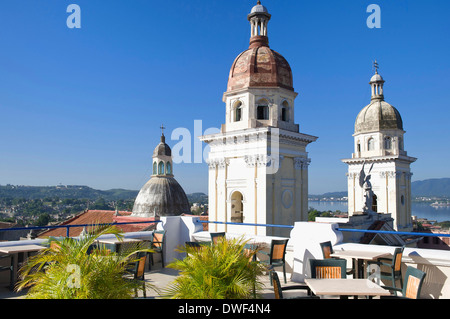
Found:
[200,2,317,236]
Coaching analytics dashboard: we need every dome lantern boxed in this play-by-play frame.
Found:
[247,1,271,48]
[369,60,385,101]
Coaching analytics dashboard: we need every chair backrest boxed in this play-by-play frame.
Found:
[243,244,257,262]
[133,251,147,280]
[310,259,347,279]
[152,230,165,248]
[319,241,334,259]
[50,241,61,252]
[270,239,289,263]
[210,232,225,244]
[402,266,426,299]
[392,246,404,273]
[270,270,283,299]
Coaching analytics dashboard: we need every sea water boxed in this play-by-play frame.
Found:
[308,201,450,223]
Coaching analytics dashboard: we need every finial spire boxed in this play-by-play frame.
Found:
[160,124,166,143]
[373,59,379,74]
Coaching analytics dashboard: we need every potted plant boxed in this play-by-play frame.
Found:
[164,237,265,299]
[16,224,155,299]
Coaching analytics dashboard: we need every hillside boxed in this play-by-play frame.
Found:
[0,184,208,204]
[411,178,450,197]
[310,178,450,198]
[0,185,138,201]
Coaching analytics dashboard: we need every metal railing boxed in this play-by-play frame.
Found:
[200,220,450,238]
[0,220,160,238]
[1,219,449,240]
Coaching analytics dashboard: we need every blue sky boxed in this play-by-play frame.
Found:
[0,0,449,195]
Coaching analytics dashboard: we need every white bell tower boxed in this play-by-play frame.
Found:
[342,62,416,232]
[200,2,317,237]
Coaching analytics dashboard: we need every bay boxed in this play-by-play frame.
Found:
[308,200,450,223]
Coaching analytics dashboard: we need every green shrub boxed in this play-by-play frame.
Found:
[16,225,154,299]
[164,237,266,299]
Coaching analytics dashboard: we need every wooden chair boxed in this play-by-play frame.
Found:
[309,258,347,279]
[270,270,315,299]
[367,246,404,291]
[210,232,226,244]
[126,251,148,298]
[261,239,289,285]
[319,241,334,259]
[149,230,165,269]
[381,266,426,299]
[319,241,354,276]
[243,243,258,262]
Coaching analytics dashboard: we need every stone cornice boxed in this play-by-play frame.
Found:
[341,154,417,165]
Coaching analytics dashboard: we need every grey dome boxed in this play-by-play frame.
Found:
[251,3,268,13]
[370,73,384,83]
[153,134,171,157]
[132,176,190,217]
[355,100,403,134]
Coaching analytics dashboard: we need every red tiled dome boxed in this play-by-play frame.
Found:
[227,36,293,92]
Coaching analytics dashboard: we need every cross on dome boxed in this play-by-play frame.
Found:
[373,59,379,74]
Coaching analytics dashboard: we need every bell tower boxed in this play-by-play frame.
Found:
[342,62,416,232]
[200,2,317,237]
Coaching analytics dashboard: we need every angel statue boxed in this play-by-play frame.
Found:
[359,161,376,216]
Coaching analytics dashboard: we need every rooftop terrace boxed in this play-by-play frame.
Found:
[0,216,449,299]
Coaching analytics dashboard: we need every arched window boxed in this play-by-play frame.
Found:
[368,138,375,151]
[357,142,361,153]
[230,191,244,223]
[281,101,289,121]
[158,161,164,175]
[234,101,242,122]
[153,161,157,175]
[256,99,269,120]
[384,136,392,149]
[166,161,172,174]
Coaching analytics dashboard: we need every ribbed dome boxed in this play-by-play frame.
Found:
[132,177,190,217]
[227,44,293,92]
[355,100,403,134]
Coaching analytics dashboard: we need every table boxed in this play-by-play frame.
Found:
[97,238,143,253]
[0,244,45,290]
[305,278,391,299]
[330,250,390,278]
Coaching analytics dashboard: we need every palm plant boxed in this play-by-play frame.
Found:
[16,224,155,299]
[164,237,266,299]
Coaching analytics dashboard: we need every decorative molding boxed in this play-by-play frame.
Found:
[244,154,269,167]
[294,157,310,170]
[207,158,228,169]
